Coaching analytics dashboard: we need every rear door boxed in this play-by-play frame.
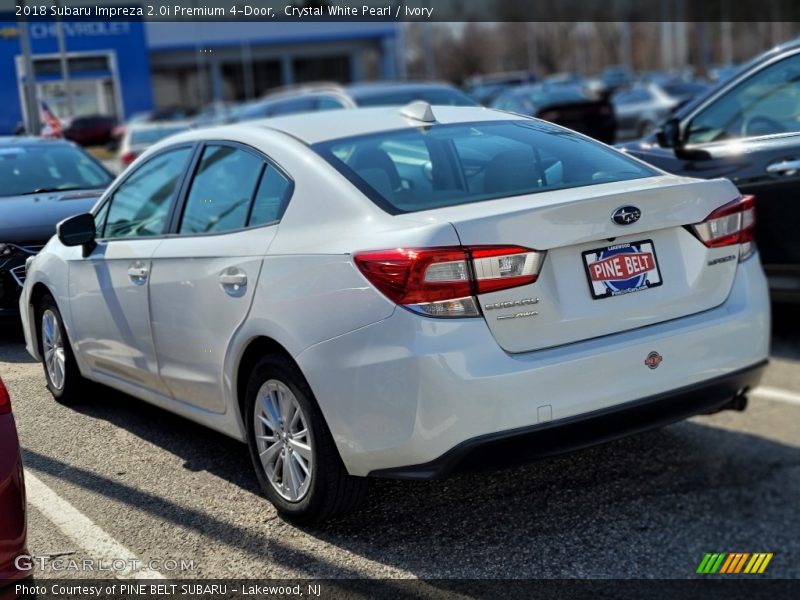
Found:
[148,142,293,412]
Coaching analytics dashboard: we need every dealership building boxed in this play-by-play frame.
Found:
[0,20,402,134]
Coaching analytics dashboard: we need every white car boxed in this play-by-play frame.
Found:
[20,103,770,522]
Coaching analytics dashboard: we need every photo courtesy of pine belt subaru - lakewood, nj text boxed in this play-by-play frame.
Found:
[20,102,770,522]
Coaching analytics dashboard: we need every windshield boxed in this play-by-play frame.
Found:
[0,144,112,197]
[312,120,656,214]
[130,126,187,145]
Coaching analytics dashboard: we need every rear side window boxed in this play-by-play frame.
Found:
[179,145,262,234]
[312,120,656,214]
[249,167,291,226]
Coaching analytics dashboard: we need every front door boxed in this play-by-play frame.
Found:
[68,146,193,394]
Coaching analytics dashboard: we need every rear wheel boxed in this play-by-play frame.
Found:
[245,354,367,524]
[38,294,86,404]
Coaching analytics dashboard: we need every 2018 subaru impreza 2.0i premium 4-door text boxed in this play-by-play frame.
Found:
[20,103,770,523]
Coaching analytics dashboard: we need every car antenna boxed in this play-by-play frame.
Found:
[399,101,436,123]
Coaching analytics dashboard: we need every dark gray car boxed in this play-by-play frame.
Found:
[0,137,112,317]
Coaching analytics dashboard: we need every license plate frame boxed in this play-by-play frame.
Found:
[582,239,663,300]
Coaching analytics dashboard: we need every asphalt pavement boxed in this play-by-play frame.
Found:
[1,305,798,580]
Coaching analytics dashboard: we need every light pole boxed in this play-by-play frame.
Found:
[18,0,40,134]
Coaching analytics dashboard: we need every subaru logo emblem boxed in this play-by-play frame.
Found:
[612,205,641,225]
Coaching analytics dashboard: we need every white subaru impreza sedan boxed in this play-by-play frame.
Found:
[20,103,770,522]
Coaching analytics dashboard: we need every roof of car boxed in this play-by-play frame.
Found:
[256,105,520,144]
[162,105,522,149]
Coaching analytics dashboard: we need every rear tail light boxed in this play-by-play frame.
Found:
[691,195,756,262]
[121,151,138,166]
[0,377,11,415]
[354,245,545,318]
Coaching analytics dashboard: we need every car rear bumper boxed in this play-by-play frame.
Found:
[371,360,766,479]
[297,256,771,477]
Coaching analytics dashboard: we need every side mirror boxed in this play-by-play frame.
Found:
[57,213,96,256]
[656,117,682,148]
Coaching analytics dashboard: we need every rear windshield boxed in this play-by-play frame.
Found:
[312,120,656,214]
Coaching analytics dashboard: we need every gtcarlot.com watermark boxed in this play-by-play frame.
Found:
[15,554,196,573]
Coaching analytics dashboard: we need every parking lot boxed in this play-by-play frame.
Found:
[0,304,797,580]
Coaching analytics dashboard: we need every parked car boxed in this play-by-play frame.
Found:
[231,82,479,124]
[110,107,193,148]
[658,79,711,108]
[231,86,352,123]
[613,83,679,141]
[619,39,800,301]
[63,114,117,146]
[346,81,479,107]
[600,65,633,92]
[0,137,113,317]
[0,375,29,583]
[20,103,769,523]
[492,83,616,143]
[464,71,537,105]
[118,122,191,167]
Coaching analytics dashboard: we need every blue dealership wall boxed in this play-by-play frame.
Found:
[0,19,153,134]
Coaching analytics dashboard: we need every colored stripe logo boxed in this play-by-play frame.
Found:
[697,552,773,574]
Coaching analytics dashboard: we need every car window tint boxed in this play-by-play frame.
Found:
[248,166,291,226]
[179,145,262,235]
[313,120,655,213]
[104,147,191,239]
[687,53,800,144]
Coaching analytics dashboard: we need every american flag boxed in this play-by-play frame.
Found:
[40,101,62,137]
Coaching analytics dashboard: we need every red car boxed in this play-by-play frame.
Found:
[0,376,29,584]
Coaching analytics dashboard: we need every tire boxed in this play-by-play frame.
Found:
[245,354,368,524]
[38,294,86,404]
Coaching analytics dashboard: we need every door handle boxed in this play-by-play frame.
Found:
[127,261,149,285]
[220,269,247,296]
[766,159,800,175]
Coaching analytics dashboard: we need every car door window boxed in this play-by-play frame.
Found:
[179,145,263,234]
[316,96,347,111]
[103,147,191,239]
[248,166,292,226]
[687,53,800,144]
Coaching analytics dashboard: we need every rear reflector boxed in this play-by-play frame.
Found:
[691,195,756,261]
[354,245,545,318]
[0,377,10,415]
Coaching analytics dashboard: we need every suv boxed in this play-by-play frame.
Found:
[619,39,800,301]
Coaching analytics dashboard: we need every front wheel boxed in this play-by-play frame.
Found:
[245,354,367,524]
[38,294,87,403]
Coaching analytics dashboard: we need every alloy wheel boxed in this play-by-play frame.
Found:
[253,379,313,501]
[42,309,66,391]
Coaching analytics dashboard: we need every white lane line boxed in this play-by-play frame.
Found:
[25,471,164,579]
[752,386,800,406]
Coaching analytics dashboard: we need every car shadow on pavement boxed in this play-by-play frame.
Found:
[21,390,800,578]
[0,321,36,364]
[771,302,800,361]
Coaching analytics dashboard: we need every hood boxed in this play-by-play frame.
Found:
[0,189,103,243]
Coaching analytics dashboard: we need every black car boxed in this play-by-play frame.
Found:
[491,83,616,144]
[0,138,112,317]
[619,40,800,301]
